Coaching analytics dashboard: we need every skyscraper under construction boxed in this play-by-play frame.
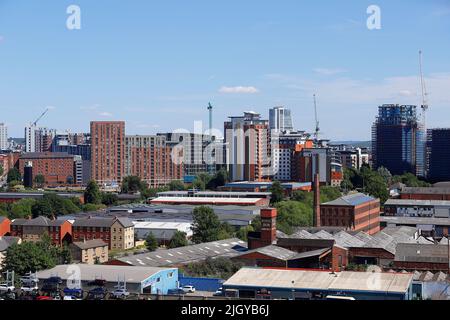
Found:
[372,104,425,177]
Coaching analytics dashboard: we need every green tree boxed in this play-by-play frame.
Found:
[101,192,118,206]
[320,186,341,203]
[31,199,53,218]
[191,206,223,244]
[270,181,284,204]
[0,164,4,177]
[7,168,21,183]
[121,176,146,194]
[206,168,229,190]
[145,233,159,251]
[275,201,313,235]
[364,174,389,203]
[168,231,188,248]
[84,180,102,204]
[34,174,45,187]
[168,180,185,191]
[9,199,35,219]
[192,173,213,191]
[236,225,254,241]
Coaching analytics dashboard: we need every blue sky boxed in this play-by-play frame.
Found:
[0,0,449,140]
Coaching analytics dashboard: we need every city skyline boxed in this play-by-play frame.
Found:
[1,0,450,140]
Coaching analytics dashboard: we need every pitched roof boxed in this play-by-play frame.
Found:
[0,216,9,224]
[236,245,298,261]
[322,193,377,207]
[0,236,21,251]
[72,239,108,250]
[117,238,247,267]
[72,217,134,228]
[11,216,66,227]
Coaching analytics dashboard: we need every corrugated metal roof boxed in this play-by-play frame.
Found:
[117,238,247,267]
[224,268,413,294]
[395,243,450,264]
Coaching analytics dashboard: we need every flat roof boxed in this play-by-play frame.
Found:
[224,268,413,294]
[150,197,264,205]
[401,187,450,195]
[36,264,175,284]
[157,191,272,197]
[0,192,83,199]
[381,216,450,227]
[395,243,450,264]
[385,199,450,206]
[118,238,247,267]
[223,182,311,189]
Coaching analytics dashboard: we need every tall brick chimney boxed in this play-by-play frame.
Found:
[248,208,277,249]
[313,173,321,227]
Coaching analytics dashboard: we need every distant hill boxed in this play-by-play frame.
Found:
[331,141,371,149]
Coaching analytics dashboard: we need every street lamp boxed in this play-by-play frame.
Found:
[291,280,295,300]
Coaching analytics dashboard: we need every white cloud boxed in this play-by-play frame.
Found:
[219,86,260,94]
[314,68,348,76]
[46,106,56,110]
[98,112,113,117]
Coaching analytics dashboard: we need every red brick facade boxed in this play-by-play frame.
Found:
[0,217,11,236]
[18,153,75,186]
[90,121,125,185]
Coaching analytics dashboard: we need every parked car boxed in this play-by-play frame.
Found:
[87,287,107,300]
[21,284,39,294]
[182,285,196,293]
[63,287,83,299]
[36,296,54,301]
[0,283,15,293]
[112,288,130,299]
[63,295,82,301]
[213,288,223,296]
[168,288,186,295]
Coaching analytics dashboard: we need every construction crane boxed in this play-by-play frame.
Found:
[313,94,320,142]
[31,107,50,127]
[419,50,429,128]
[207,102,213,141]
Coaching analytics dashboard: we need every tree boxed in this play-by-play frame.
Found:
[34,174,45,187]
[121,176,146,194]
[275,201,313,235]
[364,174,389,203]
[145,233,158,251]
[101,192,118,206]
[206,168,229,190]
[236,225,254,241]
[168,180,185,191]
[9,199,35,219]
[270,181,284,204]
[192,173,213,191]
[191,206,223,244]
[168,231,188,248]
[31,199,53,218]
[377,167,392,184]
[7,168,21,183]
[0,164,4,177]
[84,180,102,204]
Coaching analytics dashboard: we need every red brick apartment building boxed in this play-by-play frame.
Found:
[10,216,72,246]
[90,121,125,186]
[320,193,381,235]
[400,187,450,201]
[72,217,134,250]
[125,135,183,188]
[18,152,76,186]
[0,217,11,236]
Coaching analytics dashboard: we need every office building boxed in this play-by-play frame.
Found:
[372,104,425,176]
[90,121,125,186]
[25,126,57,153]
[427,128,450,182]
[337,148,370,170]
[269,106,294,133]
[0,123,8,150]
[224,112,271,182]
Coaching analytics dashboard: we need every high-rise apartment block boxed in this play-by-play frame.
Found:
[427,128,450,182]
[224,112,271,182]
[125,135,183,188]
[90,121,125,186]
[372,104,425,176]
[269,106,294,133]
[0,123,8,150]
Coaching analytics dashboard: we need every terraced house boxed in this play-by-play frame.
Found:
[10,216,72,246]
[71,217,134,250]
